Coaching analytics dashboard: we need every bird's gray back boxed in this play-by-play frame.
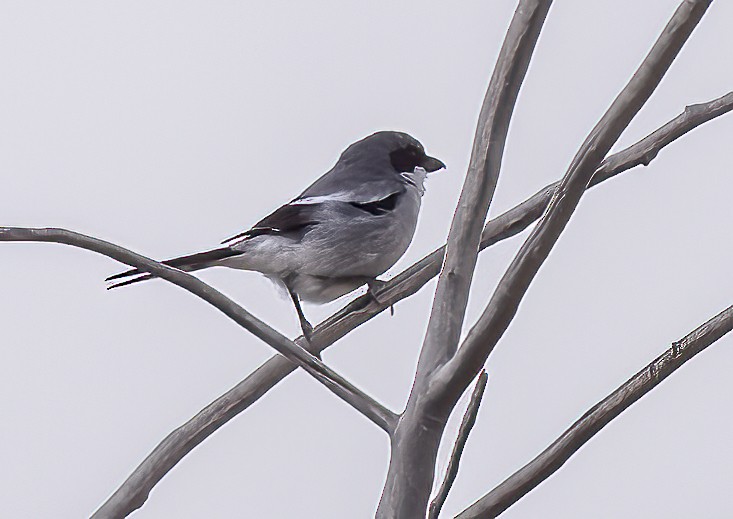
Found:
[298,159,404,204]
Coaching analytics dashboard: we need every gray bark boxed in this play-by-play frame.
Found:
[429,371,488,519]
[379,1,712,517]
[377,2,554,517]
[0,2,726,517]
[0,228,396,435]
[457,304,733,518]
[88,89,730,518]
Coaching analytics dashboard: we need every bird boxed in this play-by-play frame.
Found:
[106,131,445,339]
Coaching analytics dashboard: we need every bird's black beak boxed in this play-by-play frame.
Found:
[420,155,446,173]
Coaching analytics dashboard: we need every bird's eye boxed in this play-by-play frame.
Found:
[389,145,423,173]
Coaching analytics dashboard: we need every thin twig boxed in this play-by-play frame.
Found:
[0,227,398,436]
[86,90,731,518]
[456,305,733,518]
[478,91,733,251]
[429,371,489,519]
[378,3,554,517]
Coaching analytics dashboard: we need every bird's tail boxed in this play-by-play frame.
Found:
[105,247,242,289]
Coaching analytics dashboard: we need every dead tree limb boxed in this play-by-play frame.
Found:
[456,304,733,518]
[0,227,397,437]
[380,1,713,517]
[437,0,714,403]
[378,2,554,516]
[478,90,733,250]
[88,91,731,519]
[2,6,727,518]
[417,0,552,389]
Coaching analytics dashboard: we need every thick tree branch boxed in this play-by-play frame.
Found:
[456,304,733,518]
[381,1,712,517]
[0,228,397,438]
[82,89,730,518]
[378,3,554,517]
[437,0,714,405]
[429,371,488,519]
[417,0,552,390]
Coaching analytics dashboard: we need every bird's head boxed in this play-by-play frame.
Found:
[341,131,446,175]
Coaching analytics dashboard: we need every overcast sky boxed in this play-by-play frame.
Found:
[2,1,732,518]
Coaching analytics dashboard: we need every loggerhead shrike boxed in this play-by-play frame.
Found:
[107,131,445,338]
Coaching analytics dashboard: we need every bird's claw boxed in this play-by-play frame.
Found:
[366,280,396,316]
[301,320,314,343]
[366,279,389,305]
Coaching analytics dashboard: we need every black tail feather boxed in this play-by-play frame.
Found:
[107,274,154,290]
[105,247,242,287]
[105,268,140,282]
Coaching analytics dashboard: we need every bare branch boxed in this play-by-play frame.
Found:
[378,2,554,517]
[429,371,488,519]
[479,91,733,250]
[417,0,553,388]
[437,0,714,405]
[0,2,724,517]
[86,89,731,518]
[0,228,398,437]
[456,305,733,519]
[6,68,726,519]
[381,1,713,517]
[592,91,733,186]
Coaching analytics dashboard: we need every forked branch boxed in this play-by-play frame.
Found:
[89,72,730,519]
[2,5,727,518]
[378,2,555,517]
[385,1,714,517]
[417,0,553,391]
[436,0,714,404]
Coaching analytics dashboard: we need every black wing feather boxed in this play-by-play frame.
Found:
[348,191,402,216]
[222,203,320,244]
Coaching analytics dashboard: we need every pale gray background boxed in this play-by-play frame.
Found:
[1,1,732,518]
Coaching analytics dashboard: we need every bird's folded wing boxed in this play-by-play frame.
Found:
[299,166,405,204]
[221,202,321,244]
[221,188,404,244]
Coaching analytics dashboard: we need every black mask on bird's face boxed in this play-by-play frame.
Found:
[389,142,445,174]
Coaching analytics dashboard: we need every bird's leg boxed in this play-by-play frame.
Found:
[288,288,314,342]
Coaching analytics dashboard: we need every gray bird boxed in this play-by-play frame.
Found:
[107,131,445,338]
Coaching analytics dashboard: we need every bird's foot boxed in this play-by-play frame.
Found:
[366,279,388,304]
[366,279,395,315]
[299,318,315,343]
[293,322,321,358]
